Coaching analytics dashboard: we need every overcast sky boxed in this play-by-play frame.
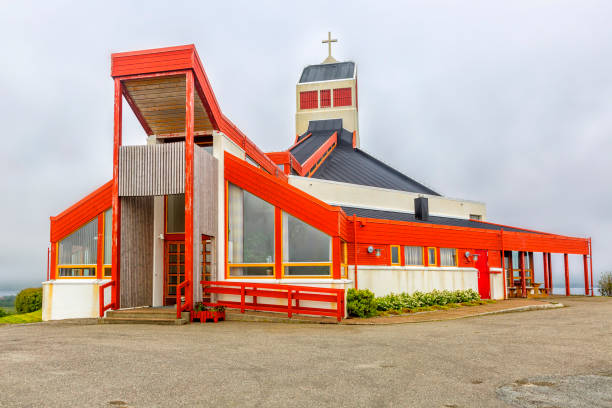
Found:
[1,1,610,291]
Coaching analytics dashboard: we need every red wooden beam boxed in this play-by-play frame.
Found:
[564,253,570,296]
[184,71,195,310]
[332,237,341,280]
[548,253,553,294]
[500,229,506,300]
[111,78,122,309]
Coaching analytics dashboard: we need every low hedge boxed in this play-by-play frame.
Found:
[15,288,43,314]
[376,289,481,312]
[347,288,482,317]
[598,272,612,297]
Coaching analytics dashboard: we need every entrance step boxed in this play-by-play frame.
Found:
[100,307,189,325]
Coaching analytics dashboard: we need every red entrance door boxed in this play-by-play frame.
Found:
[475,250,491,299]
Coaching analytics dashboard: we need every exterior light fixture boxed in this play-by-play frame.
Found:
[473,253,479,262]
[367,246,375,254]
[464,251,471,259]
[376,249,381,257]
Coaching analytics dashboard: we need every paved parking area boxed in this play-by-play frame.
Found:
[0,296,610,407]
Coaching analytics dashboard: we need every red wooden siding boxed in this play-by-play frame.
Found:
[320,90,331,107]
[333,88,352,107]
[300,91,318,110]
[50,180,113,243]
[111,45,195,77]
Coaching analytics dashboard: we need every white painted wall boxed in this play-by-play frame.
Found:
[349,266,479,297]
[42,280,111,320]
[288,176,487,220]
[490,270,505,300]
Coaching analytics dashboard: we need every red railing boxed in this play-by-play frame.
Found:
[201,281,345,322]
[176,280,192,319]
[99,281,115,317]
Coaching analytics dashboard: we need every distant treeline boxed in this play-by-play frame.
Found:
[0,296,16,308]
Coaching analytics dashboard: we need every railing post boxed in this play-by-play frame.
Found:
[99,284,104,318]
[295,290,299,309]
[336,291,342,322]
[287,289,293,318]
[240,283,245,314]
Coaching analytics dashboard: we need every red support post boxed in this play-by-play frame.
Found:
[548,253,553,294]
[583,254,590,296]
[111,78,122,309]
[520,251,526,298]
[589,238,594,297]
[332,237,341,280]
[500,229,506,300]
[353,214,358,289]
[543,252,549,293]
[564,253,570,296]
[184,71,195,310]
[46,247,50,281]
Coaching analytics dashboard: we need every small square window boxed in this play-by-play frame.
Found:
[427,247,437,266]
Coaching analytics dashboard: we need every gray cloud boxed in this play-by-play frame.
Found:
[0,1,609,290]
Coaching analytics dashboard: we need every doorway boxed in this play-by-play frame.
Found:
[475,249,491,299]
[164,241,185,306]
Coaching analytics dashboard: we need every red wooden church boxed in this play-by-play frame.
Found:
[42,40,593,322]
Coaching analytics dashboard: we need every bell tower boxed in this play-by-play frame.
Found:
[295,32,360,147]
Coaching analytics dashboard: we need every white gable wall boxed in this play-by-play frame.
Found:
[288,176,486,220]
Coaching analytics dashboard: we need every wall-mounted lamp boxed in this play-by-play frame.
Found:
[367,246,382,257]
[464,251,479,262]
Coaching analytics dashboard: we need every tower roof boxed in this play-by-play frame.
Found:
[299,61,355,83]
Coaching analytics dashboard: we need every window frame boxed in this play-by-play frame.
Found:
[333,87,352,107]
[390,245,401,266]
[56,216,99,279]
[280,211,332,278]
[439,248,458,267]
[404,246,424,266]
[225,182,276,279]
[427,247,438,267]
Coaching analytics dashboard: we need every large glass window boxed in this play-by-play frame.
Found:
[166,194,185,233]
[103,209,112,277]
[405,246,423,266]
[440,248,457,266]
[282,212,331,276]
[57,218,98,277]
[228,184,275,277]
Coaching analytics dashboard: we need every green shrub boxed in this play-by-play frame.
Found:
[598,272,612,297]
[15,288,43,313]
[347,288,377,318]
[0,308,7,318]
[374,289,481,312]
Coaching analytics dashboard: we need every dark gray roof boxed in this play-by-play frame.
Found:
[289,119,438,195]
[299,62,355,83]
[340,206,539,234]
[290,119,343,164]
[312,145,440,195]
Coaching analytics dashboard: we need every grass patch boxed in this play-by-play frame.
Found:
[0,309,42,324]
[1,306,16,314]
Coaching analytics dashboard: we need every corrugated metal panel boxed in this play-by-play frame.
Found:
[191,146,218,302]
[119,143,185,196]
[120,196,154,308]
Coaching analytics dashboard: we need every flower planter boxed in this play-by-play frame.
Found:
[190,309,225,323]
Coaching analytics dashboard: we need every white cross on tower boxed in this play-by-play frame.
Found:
[322,32,338,64]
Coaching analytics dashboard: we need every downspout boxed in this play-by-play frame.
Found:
[353,214,358,290]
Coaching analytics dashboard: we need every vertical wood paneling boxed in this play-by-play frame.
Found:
[120,196,153,308]
[119,143,185,196]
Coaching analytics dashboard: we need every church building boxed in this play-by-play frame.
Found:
[42,36,593,321]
